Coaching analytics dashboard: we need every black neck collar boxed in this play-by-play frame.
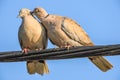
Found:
[44,14,49,18]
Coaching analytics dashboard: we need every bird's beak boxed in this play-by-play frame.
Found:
[30,11,34,14]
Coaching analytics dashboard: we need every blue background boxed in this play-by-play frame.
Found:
[0,0,120,80]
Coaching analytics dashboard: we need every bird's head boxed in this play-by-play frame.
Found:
[18,8,31,18]
[32,7,48,20]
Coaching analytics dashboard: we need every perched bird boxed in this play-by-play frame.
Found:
[32,7,113,72]
[18,8,49,75]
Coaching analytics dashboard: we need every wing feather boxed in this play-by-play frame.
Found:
[61,17,93,46]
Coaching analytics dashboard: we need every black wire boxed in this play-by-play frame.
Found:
[0,44,120,62]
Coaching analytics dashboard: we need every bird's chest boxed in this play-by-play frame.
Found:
[47,23,66,47]
[19,28,32,48]
[43,21,58,37]
[19,25,40,47]
[43,19,67,47]
[47,24,58,40]
[20,26,33,40]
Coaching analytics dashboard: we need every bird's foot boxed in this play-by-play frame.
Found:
[60,44,72,50]
[65,45,71,50]
[35,48,41,52]
[22,48,30,54]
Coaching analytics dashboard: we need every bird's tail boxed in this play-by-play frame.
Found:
[88,56,113,72]
[27,60,49,75]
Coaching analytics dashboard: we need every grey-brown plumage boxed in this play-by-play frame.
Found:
[32,7,113,72]
[18,8,49,75]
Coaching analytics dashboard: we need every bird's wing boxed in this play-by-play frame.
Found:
[61,17,94,46]
[18,26,23,49]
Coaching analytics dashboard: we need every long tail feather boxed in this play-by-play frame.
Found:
[88,56,113,72]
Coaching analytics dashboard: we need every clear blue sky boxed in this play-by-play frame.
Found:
[0,0,120,80]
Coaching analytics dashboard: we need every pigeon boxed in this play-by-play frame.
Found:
[32,7,113,72]
[18,8,49,75]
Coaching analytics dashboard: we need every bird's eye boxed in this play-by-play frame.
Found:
[35,9,39,13]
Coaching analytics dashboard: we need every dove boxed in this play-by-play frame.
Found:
[32,7,113,72]
[18,8,49,75]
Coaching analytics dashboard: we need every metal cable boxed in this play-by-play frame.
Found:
[0,44,120,62]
